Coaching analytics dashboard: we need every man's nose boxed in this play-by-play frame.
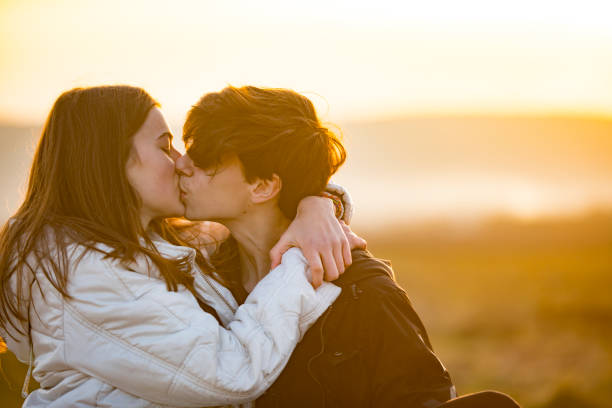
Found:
[175,154,194,176]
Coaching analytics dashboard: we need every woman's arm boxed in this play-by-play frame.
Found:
[62,249,340,406]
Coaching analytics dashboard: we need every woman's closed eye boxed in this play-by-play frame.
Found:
[157,132,175,155]
[160,136,173,155]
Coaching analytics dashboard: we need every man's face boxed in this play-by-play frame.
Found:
[176,153,252,222]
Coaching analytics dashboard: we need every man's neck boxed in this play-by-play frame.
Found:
[225,208,291,293]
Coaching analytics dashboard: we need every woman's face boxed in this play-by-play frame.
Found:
[126,107,183,227]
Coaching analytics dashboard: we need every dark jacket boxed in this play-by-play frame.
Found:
[256,249,455,408]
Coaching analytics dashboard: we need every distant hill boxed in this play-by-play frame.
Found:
[2,115,612,223]
[334,115,612,224]
[339,115,612,180]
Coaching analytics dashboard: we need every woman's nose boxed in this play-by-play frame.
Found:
[175,154,194,176]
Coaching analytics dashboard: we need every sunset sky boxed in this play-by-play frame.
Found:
[1,0,612,223]
[1,0,612,125]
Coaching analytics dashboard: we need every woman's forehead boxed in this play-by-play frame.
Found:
[135,107,171,139]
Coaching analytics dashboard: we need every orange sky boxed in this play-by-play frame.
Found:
[1,0,612,125]
[2,1,612,223]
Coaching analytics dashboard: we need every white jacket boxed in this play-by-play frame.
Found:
[3,238,341,407]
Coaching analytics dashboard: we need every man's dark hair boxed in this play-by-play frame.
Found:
[183,85,346,219]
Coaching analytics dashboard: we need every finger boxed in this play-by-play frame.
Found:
[333,221,351,268]
[347,230,367,250]
[321,249,340,282]
[303,248,324,288]
[342,237,352,268]
[269,241,291,269]
[333,244,346,277]
[354,234,367,249]
[340,220,361,251]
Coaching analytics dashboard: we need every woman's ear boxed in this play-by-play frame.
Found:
[250,174,282,204]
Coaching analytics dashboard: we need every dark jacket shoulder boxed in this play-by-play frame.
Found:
[257,249,454,408]
[335,249,395,286]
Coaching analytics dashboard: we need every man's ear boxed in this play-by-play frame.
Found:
[250,174,282,204]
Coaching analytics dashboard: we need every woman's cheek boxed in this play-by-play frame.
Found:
[162,162,177,188]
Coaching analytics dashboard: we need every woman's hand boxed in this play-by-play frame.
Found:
[270,196,351,288]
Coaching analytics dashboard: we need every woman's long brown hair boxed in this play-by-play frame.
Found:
[0,86,204,337]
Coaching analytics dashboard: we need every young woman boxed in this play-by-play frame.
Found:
[0,85,360,407]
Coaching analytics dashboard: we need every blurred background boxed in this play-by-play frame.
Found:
[1,1,611,407]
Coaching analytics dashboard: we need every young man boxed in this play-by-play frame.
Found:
[176,86,456,407]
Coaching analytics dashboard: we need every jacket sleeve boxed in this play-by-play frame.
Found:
[325,182,353,224]
[62,248,340,407]
[363,276,456,407]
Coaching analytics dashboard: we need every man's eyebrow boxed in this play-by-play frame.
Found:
[157,132,173,141]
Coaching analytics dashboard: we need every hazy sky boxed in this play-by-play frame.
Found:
[2,1,612,223]
[1,0,612,125]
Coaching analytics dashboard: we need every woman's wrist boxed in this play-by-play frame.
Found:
[318,191,344,220]
[323,182,353,224]
[296,195,335,218]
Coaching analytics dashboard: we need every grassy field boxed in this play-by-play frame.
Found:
[1,211,611,407]
[361,211,612,408]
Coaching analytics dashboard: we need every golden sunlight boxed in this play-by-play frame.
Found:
[1,4,612,408]
[1,0,612,124]
[1,0,612,222]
